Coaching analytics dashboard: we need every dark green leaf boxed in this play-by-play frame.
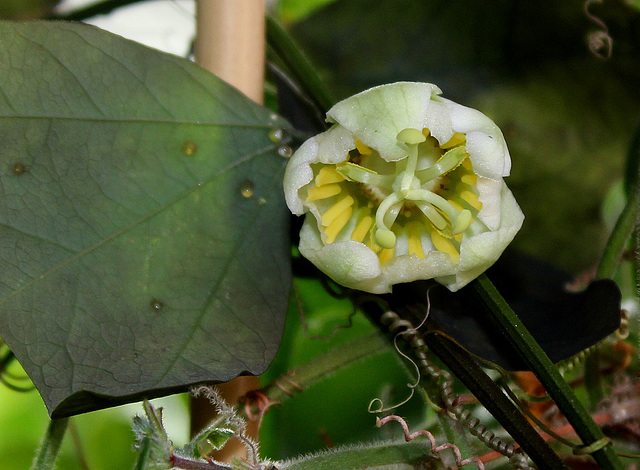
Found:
[0,21,292,417]
[388,251,621,370]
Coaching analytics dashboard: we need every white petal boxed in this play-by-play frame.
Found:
[439,185,524,291]
[444,99,511,179]
[423,98,455,145]
[382,251,458,287]
[298,215,388,293]
[327,82,442,161]
[283,125,355,214]
[476,177,503,231]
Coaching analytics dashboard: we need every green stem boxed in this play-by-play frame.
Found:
[596,184,639,280]
[473,274,624,470]
[266,16,337,113]
[281,440,430,470]
[623,117,640,196]
[259,331,388,406]
[31,418,69,470]
[132,437,152,470]
[423,332,568,469]
[587,115,640,407]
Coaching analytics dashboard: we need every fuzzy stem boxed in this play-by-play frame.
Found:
[473,274,624,470]
[132,437,152,470]
[260,331,388,406]
[30,418,69,470]
[170,454,232,470]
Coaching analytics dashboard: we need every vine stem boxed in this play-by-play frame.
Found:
[586,115,640,407]
[473,274,624,470]
[266,16,337,113]
[30,418,69,470]
[170,454,232,470]
[251,331,388,408]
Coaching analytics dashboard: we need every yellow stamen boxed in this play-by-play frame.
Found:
[454,234,463,242]
[431,231,460,264]
[316,166,346,186]
[461,158,473,171]
[321,195,355,226]
[448,199,465,212]
[356,139,373,155]
[422,128,431,137]
[441,132,466,149]
[324,207,352,243]
[351,215,373,243]
[461,174,477,186]
[379,247,395,265]
[460,190,483,211]
[407,223,425,259]
[306,183,341,202]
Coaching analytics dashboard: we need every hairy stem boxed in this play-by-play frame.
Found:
[170,454,232,470]
[31,418,69,470]
[259,331,388,406]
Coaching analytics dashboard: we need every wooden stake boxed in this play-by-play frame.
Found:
[195,0,265,103]
[192,0,266,462]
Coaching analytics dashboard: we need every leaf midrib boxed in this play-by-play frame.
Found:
[0,114,276,128]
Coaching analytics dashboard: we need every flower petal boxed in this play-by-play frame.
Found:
[298,215,387,292]
[439,185,524,291]
[445,99,511,178]
[327,82,442,161]
[284,125,355,214]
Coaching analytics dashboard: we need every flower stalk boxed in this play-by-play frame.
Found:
[473,274,625,470]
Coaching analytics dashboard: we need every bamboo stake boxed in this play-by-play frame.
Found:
[195,0,265,103]
[192,0,266,461]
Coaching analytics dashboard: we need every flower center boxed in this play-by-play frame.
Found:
[338,128,473,250]
[305,127,484,265]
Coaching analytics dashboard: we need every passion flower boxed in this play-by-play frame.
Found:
[284,82,524,293]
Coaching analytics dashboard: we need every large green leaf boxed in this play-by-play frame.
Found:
[0,21,292,417]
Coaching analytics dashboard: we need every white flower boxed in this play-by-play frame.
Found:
[284,82,524,293]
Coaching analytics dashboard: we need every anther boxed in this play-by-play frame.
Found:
[355,139,373,155]
[306,183,341,202]
[316,166,346,186]
[322,195,354,226]
[351,215,373,243]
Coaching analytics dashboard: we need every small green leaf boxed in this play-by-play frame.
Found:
[0,21,292,417]
[198,428,235,453]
